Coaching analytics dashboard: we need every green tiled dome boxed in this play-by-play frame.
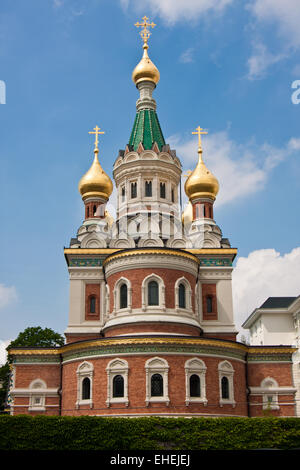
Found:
[129,109,165,151]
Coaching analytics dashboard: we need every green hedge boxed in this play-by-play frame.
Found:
[1,416,300,450]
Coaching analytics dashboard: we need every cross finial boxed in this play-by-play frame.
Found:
[192,126,208,153]
[135,15,156,45]
[89,125,105,152]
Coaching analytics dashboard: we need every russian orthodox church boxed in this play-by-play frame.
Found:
[9,18,298,417]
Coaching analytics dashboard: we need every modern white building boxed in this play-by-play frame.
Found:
[242,295,300,416]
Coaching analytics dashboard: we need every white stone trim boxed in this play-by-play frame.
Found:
[106,358,129,407]
[184,358,208,406]
[249,377,297,410]
[141,273,165,312]
[218,360,236,407]
[145,357,169,406]
[113,277,132,315]
[11,379,59,412]
[76,361,94,409]
[174,277,193,313]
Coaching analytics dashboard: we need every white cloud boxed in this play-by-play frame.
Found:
[169,131,299,207]
[232,247,300,339]
[0,284,17,310]
[179,48,195,64]
[0,340,11,366]
[249,0,300,48]
[122,0,234,24]
[247,41,286,80]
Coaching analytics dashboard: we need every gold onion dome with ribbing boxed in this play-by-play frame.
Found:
[185,150,219,202]
[132,43,160,86]
[78,149,113,201]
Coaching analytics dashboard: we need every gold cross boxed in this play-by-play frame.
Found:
[135,16,156,44]
[89,125,105,151]
[184,170,192,179]
[192,126,208,151]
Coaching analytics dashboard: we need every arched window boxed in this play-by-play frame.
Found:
[120,284,128,309]
[178,283,186,309]
[190,374,201,397]
[87,206,90,218]
[151,374,163,397]
[160,182,166,199]
[131,182,137,198]
[93,204,97,216]
[82,377,91,400]
[106,359,129,407]
[121,186,125,202]
[89,296,96,314]
[221,376,229,399]
[148,281,159,306]
[113,375,124,398]
[145,181,152,197]
[206,295,213,313]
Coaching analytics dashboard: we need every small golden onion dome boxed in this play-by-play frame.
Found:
[182,200,193,227]
[185,151,219,201]
[78,150,113,201]
[132,43,160,86]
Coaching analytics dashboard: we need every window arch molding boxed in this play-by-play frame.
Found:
[184,358,207,406]
[76,361,94,409]
[28,378,47,411]
[218,360,235,407]
[260,377,280,410]
[145,357,169,406]
[175,277,192,312]
[113,277,132,314]
[106,358,129,407]
[142,274,165,311]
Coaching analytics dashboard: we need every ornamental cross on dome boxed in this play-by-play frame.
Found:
[89,125,105,151]
[135,16,156,44]
[192,126,208,152]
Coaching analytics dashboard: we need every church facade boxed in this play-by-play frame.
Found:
[9,18,297,418]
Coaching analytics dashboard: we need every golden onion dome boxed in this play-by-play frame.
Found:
[78,149,113,201]
[132,43,160,86]
[184,150,219,202]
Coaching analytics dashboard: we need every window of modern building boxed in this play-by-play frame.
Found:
[151,374,163,397]
[145,181,152,197]
[120,283,128,309]
[113,375,124,398]
[148,280,159,306]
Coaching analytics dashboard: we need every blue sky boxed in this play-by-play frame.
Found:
[0,0,300,360]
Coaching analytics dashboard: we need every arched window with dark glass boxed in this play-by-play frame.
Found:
[120,283,128,309]
[206,295,213,313]
[151,373,163,397]
[145,181,152,197]
[89,295,96,314]
[113,375,124,398]
[190,374,201,397]
[221,376,229,399]
[160,182,166,199]
[121,186,125,202]
[82,377,91,400]
[178,283,186,309]
[148,281,159,306]
[86,206,90,218]
[131,182,137,199]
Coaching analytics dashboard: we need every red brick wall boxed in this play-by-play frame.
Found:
[61,354,248,417]
[107,268,196,313]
